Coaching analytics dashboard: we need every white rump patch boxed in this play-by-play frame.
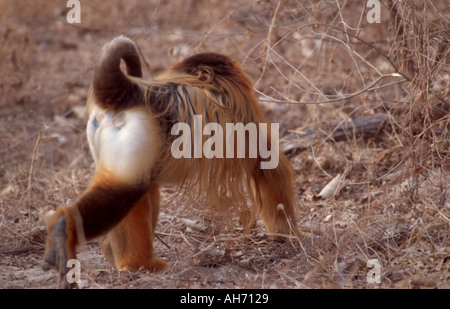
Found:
[87,106,160,183]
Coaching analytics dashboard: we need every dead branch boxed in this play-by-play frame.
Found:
[282,114,387,154]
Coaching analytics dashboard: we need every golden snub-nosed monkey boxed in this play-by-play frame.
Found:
[43,36,300,288]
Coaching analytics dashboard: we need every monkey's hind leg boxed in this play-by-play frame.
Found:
[99,184,167,272]
[252,160,300,237]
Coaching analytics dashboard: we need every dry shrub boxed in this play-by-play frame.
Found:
[387,0,449,201]
[253,0,450,288]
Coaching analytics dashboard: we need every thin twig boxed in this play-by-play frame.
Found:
[256,74,406,105]
[27,131,43,216]
[254,0,281,87]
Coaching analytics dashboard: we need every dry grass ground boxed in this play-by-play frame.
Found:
[0,0,448,289]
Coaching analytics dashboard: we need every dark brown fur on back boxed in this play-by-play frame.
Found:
[172,52,236,77]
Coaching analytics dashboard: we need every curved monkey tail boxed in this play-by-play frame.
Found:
[92,35,143,112]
